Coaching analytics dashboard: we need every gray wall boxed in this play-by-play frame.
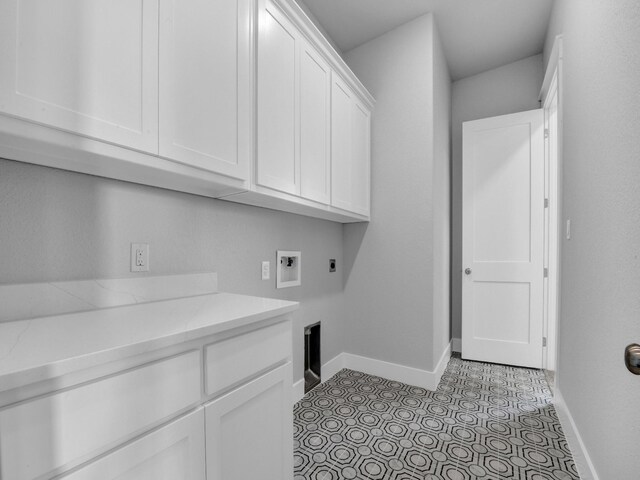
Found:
[0,159,345,384]
[450,54,544,341]
[342,14,451,372]
[431,21,452,367]
[543,1,640,477]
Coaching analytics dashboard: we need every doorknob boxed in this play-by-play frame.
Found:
[464,268,472,275]
[625,344,640,375]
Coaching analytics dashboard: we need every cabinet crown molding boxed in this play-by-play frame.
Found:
[273,0,375,110]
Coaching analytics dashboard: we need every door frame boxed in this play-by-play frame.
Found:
[539,35,564,389]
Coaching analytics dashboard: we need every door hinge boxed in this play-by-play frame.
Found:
[544,128,549,138]
[544,198,549,208]
[543,337,547,347]
[544,267,549,278]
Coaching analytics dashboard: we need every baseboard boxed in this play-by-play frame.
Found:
[292,378,305,404]
[554,388,600,480]
[452,337,462,353]
[322,352,347,382]
[433,342,452,386]
[319,343,451,391]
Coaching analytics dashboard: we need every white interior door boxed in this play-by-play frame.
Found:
[462,109,545,368]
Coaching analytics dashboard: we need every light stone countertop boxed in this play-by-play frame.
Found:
[0,292,299,394]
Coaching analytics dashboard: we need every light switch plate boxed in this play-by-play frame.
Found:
[261,261,270,280]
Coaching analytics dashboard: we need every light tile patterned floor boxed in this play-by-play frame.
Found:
[293,354,579,480]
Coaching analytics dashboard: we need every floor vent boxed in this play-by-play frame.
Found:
[304,322,321,393]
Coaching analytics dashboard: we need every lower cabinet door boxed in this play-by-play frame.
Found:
[205,363,293,480]
[61,409,206,480]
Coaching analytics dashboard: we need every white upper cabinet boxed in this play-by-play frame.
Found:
[243,0,372,221]
[0,0,373,222]
[331,74,371,217]
[256,0,299,195]
[330,75,353,213]
[299,41,331,205]
[159,0,251,180]
[0,0,159,153]
[350,98,372,216]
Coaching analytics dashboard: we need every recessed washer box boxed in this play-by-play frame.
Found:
[276,250,301,288]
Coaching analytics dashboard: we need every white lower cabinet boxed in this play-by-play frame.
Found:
[0,350,202,480]
[61,409,206,480]
[205,363,293,480]
[0,316,293,480]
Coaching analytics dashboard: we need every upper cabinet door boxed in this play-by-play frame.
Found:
[350,98,371,216]
[330,75,353,212]
[299,42,331,205]
[256,0,300,195]
[159,0,252,180]
[0,0,159,153]
[331,74,371,216]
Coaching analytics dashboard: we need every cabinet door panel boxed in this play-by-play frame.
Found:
[61,409,205,480]
[0,0,158,153]
[256,0,299,195]
[350,100,371,216]
[205,363,293,480]
[0,351,201,479]
[330,76,353,211]
[159,0,251,179]
[331,74,371,216]
[300,44,330,204]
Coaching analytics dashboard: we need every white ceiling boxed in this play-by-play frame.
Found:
[297,0,554,81]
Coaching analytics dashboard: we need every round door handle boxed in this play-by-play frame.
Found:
[625,344,640,375]
[464,268,472,275]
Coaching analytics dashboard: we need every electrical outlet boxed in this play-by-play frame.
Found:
[131,243,149,272]
[261,261,270,280]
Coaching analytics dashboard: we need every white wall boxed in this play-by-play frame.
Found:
[543,1,640,478]
[342,14,451,372]
[450,54,544,342]
[0,159,345,385]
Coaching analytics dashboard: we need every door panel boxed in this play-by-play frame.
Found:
[205,363,293,480]
[300,42,330,204]
[330,76,352,211]
[462,109,544,368]
[256,0,299,194]
[159,0,251,179]
[0,0,158,152]
[472,123,532,262]
[350,100,371,216]
[61,409,205,480]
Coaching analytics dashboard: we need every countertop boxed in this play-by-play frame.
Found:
[0,292,298,393]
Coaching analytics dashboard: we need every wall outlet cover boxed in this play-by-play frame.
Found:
[131,243,149,272]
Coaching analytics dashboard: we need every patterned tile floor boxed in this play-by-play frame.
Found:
[293,354,579,480]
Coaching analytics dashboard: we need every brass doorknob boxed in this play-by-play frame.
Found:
[625,344,640,375]
[464,268,472,275]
